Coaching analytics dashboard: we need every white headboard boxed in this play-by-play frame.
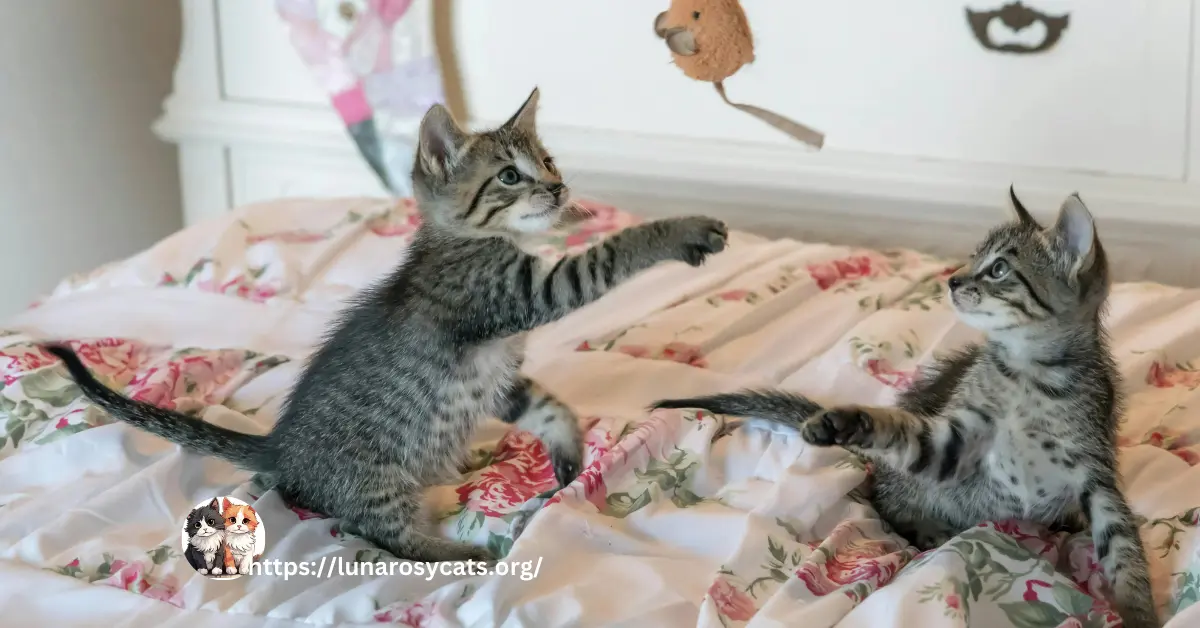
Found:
[156,0,1200,286]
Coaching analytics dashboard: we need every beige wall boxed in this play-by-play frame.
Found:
[0,0,183,316]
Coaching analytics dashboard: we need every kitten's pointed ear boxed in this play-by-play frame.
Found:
[208,498,221,511]
[222,497,233,511]
[502,87,540,133]
[1007,185,1040,227]
[417,103,468,176]
[1049,193,1097,276]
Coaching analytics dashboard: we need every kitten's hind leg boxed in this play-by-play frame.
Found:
[1051,508,1089,536]
[238,553,253,575]
[876,501,959,550]
[185,550,206,574]
[913,527,957,551]
[1082,476,1158,628]
[355,490,495,563]
[500,376,584,488]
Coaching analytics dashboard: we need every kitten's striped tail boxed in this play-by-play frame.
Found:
[44,344,274,471]
[651,389,824,429]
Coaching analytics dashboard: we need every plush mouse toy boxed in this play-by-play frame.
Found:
[654,0,825,149]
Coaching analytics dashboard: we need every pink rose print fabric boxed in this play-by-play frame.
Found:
[7,196,1200,627]
[0,336,289,458]
[455,432,557,518]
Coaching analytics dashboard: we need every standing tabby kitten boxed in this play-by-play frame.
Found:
[46,87,728,563]
[656,190,1158,627]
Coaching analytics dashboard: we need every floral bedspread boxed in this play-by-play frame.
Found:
[1,197,1199,627]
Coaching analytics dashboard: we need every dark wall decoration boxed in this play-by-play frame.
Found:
[966,2,1069,54]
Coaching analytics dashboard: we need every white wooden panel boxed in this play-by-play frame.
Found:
[216,0,328,106]
[456,0,1190,180]
[229,147,389,207]
[178,142,231,227]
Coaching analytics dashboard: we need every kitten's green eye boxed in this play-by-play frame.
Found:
[988,259,1010,279]
[497,166,521,186]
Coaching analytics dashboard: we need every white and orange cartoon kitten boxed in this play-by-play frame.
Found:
[221,498,260,575]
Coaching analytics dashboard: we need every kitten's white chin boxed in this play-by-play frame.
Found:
[506,199,562,234]
[951,292,1019,332]
[954,307,1025,333]
[956,312,998,331]
[514,214,559,233]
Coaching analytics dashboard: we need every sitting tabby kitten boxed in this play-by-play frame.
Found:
[655,190,1158,627]
[47,87,728,563]
[183,498,225,576]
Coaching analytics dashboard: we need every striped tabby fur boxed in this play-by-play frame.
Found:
[46,88,728,563]
[655,190,1158,627]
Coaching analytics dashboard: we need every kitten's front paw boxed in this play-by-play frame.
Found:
[211,567,222,575]
[914,531,955,551]
[465,545,498,564]
[198,568,209,575]
[551,443,583,488]
[660,216,728,267]
[239,565,250,575]
[802,406,873,447]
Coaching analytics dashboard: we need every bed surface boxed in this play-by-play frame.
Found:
[2,198,1199,627]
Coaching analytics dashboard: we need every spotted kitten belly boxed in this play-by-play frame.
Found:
[985,426,1084,521]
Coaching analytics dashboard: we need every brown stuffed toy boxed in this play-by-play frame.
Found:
[654,0,825,149]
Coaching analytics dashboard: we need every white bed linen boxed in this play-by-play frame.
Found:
[1,197,1198,628]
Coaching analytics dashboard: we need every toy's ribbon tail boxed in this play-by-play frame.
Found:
[715,82,825,149]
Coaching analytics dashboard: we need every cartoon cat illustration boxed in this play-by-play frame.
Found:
[184,498,226,576]
[221,498,261,575]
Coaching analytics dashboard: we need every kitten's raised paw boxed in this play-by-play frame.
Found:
[802,407,873,447]
[661,216,728,267]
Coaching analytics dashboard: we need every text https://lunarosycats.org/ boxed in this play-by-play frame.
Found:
[181,495,541,582]
[248,555,544,581]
